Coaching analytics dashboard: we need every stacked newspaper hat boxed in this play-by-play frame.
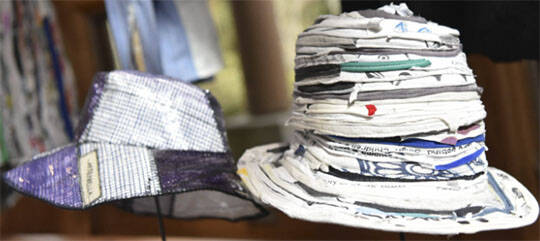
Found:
[237,4,538,234]
[3,70,265,220]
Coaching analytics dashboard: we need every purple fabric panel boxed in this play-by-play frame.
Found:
[3,145,82,208]
[154,150,240,194]
[74,72,108,141]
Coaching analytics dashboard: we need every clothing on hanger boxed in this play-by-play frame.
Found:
[105,0,223,83]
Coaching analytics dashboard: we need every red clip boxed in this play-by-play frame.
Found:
[366,104,377,116]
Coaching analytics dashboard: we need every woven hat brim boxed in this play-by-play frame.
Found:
[3,142,266,220]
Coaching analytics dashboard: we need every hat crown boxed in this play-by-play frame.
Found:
[76,71,227,152]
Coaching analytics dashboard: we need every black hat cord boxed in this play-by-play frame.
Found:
[154,197,167,241]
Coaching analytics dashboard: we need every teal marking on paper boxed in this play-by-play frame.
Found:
[0,115,9,165]
[356,206,442,219]
[341,59,431,72]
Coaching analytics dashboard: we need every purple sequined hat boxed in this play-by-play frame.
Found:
[3,71,265,220]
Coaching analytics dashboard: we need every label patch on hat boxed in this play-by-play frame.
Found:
[79,151,101,206]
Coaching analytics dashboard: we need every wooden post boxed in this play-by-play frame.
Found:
[53,0,107,107]
[231,1,289,115]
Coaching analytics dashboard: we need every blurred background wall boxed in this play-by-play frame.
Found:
[1,1,538,240]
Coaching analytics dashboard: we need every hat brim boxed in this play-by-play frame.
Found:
[3,142,266,220]
[237,143,539,234]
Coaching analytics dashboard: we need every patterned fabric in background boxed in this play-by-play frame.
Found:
[0,1,77,169]
[0,0,78,209]
[105,0,223,83]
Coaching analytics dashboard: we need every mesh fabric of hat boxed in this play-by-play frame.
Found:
[236,3,538,234]
[3,70,265,220]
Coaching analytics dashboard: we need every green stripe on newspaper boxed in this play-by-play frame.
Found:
[0,115,8,165]
[341,59,431,72]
